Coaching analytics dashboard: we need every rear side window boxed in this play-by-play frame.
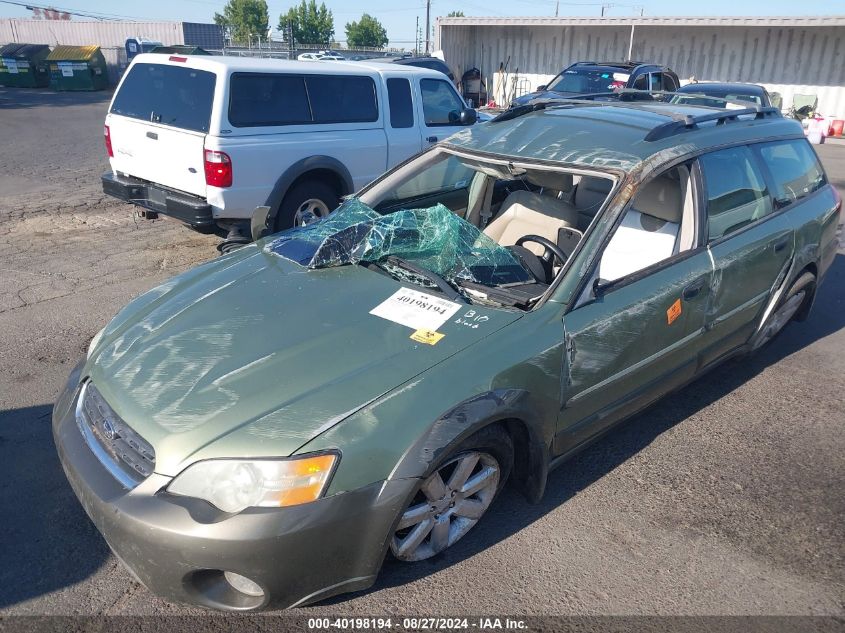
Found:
[700,146,772,240]
[756,139,826,208]
[386,78,414,128]
[662,74,678,92]
[229,74,310,126]
[111,63,216,133]
[305,75,378,123]
[228,73,378,127]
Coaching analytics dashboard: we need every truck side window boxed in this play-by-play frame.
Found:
[700,146,773,241]
[386,78,414,128]
[420,78,464,126]
[755,139,827,208]
[305,75,378,123]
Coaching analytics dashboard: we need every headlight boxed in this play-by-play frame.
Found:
[87,327,105,358]
[166,453,338,513]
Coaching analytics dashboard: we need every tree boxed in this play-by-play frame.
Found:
[447,11,465,17]
[279,0,335,46]
[345,13,388,49]
[214,0,269,43]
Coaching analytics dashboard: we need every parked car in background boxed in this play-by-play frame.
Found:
[512,60,679,107]
[371,55,456,83]
[671,82,775,108]
[101,55,477,240]
[61,96,840,611]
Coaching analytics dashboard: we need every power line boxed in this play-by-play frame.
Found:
[0,0,149,20]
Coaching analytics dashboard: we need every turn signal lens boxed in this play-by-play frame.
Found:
[167,453,338,513]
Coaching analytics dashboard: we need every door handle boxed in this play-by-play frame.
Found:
[682,278,707,300]
[773,235,790,253]
[426,136,438,143]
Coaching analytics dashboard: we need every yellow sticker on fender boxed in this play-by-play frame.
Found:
[667,298,682,325]
[410,329,445,345]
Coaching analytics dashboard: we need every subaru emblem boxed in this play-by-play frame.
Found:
[102,419,116,440]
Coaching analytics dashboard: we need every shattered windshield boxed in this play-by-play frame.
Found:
[265,199,532,288]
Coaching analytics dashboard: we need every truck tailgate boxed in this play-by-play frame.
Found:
[107,115,207,198]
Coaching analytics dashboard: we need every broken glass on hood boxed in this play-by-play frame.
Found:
[265,199,532,287]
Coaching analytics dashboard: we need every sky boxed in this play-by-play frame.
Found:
[0,0,836,49]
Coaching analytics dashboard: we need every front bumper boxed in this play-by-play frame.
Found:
[52,377,416,610]
[101,172,216,232]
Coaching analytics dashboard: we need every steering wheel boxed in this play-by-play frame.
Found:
[515,235,567,269]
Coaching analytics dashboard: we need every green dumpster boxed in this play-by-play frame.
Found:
[149,45,211,56]
[0,44,50,88]
[47,45,109,91]
[0,43,24,87]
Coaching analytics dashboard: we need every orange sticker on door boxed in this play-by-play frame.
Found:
[667,298,682,325]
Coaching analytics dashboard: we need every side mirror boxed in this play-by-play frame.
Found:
[459,107,477,126]
[250,205,272,242]
[592,276,613,298]
[536,84,547,91]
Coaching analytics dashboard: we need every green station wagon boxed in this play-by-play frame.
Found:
[54,99,841,611]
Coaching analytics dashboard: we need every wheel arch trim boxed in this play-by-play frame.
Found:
[387,389,552,503]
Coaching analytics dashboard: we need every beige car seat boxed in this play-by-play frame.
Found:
[483,172,578,255]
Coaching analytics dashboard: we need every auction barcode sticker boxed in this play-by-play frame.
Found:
[370,287,461,332]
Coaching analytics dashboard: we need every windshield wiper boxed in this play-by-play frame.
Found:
[383,256,467,303]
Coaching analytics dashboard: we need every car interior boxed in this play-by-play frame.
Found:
[361,150,696,309]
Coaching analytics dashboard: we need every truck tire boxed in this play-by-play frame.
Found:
[274,180,339,232]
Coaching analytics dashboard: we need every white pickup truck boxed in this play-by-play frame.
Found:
[101,54,478,238]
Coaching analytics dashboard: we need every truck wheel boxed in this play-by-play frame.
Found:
[275,180,339,231]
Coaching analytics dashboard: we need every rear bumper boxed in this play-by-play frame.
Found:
[102,172,216,231]
[52,373,416,611]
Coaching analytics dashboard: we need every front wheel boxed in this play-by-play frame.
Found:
[390,425,513,562]
[274,180,338,232]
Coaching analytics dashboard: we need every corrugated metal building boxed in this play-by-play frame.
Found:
[436,16,845,116]
[0,19,222,84]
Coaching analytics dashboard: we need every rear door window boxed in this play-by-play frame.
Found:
[755,139,827,208]
[386,77,414,128]
[228,73,378,127]
[662,73,678,92]
[111,62,216,132]
[700,146,773,240]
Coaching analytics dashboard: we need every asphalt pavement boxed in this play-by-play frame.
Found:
[0,87,842,621]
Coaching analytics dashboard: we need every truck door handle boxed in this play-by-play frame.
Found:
[426,136,438,143]
[773,236,790,253]
[683,278,707,300]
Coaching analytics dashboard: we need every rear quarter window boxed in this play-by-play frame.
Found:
[228,72,378,127]
[755,139,827,208]
[111,63,216,133]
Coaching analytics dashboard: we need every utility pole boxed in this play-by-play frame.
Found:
[415,16,419,56]
[425,0,431,54]
[555,1,559,17]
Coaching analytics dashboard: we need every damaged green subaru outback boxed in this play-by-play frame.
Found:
[54,99,841,611]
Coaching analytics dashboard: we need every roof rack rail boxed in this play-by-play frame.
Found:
[643,105,781,141]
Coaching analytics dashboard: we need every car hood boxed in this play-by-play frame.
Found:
[86,246,522,475]
[511,89,578,106]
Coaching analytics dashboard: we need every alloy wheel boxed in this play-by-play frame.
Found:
[391,451,500,562]
[294,198,331,226]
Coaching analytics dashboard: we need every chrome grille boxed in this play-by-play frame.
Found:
[76,382,155,488]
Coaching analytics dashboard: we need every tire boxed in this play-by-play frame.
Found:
[749,271,815,352]
[389,425,513,562]
[274,180,339,232]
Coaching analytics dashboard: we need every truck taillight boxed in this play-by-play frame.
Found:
[104,125,113,158]
[204,149,232,188]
